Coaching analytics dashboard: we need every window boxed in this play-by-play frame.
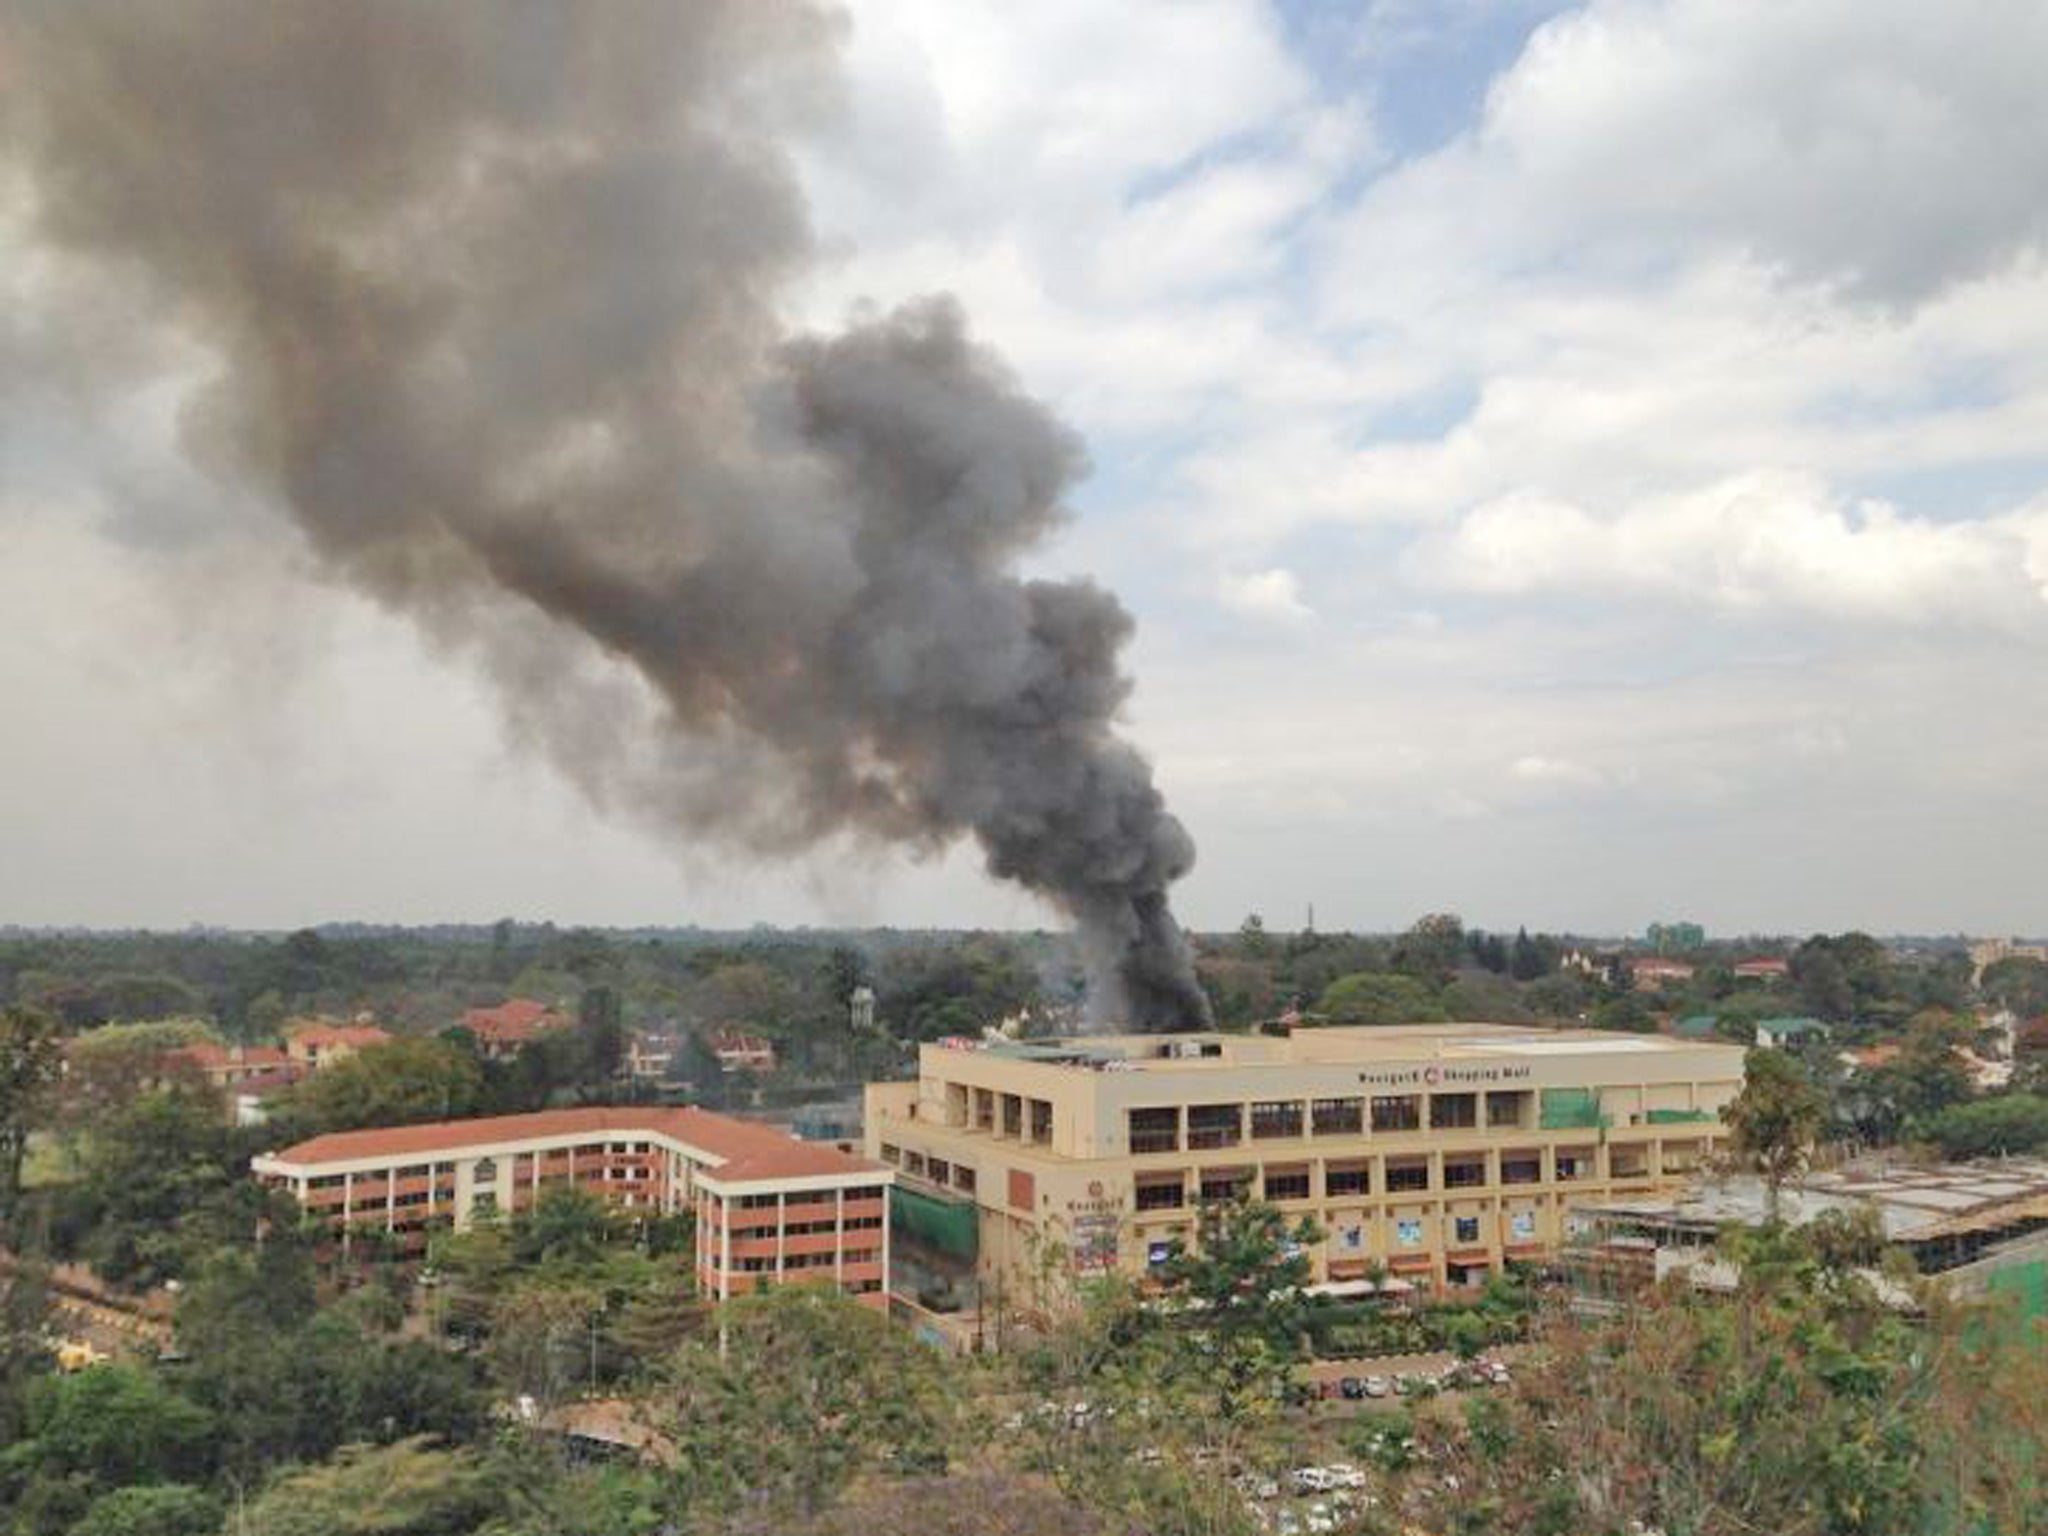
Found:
[1430,1093,1477,1130]
[1251,1100,1304,1140]
[739,1192,781,1209]
[1371,1095,1421,1132]
[847,1185,883,1202]
[1264,1166,1311,1202]
[1325,1162,1369,1197]
[1311,1098,1364,1136]
[928,1158,951,1185]
[1135,1178,1184,1212]
[1485,1091,1530,1128]
[1187,1104,1243,1150]
[1029,1100,1053,1145]
[1128,1107,1180,1154]
[1452,1215,1481,1244]
[973,1089,995,1131]
[1555,1153,1590,1182]
[904,1152,926,1176]
[1444,1158,1486,1189]
[1002,1095,1024,1138]
[1199,1169,1250,1204]
[1611,1150,1649,1178]
[1386,1159,1429,1193]
[1500,1155,1541,1186]
[953,1166,977,1194]
[472,1158,497,1185]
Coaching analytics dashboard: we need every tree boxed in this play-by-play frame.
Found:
[1316,971,1444,1026]
[1921,1093,2048,1158]
[1725,1047,1824,1219]
[1980,955,2048,1018]
[1236,914,1273,960]
[68,1484,222,1536]
[1156,1196,1322,1363]
[1391,913,1465,983]
[279,1036,484,1136]
[0,1005,63,1242]
[659,1286,967,1522]
[238,1438,503,1536]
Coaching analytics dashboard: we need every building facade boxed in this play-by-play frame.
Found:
[253,1106,891,1308]
[864,1024,1744,1325]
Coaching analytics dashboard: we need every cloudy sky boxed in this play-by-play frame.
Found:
[7,0,2048,938]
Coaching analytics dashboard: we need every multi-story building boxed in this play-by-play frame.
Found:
[864,1023,1744,1330]
[284,1019,392,1069]
[252,1106,891,1308]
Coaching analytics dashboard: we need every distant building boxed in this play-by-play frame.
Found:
[172,1042,300,1092]
[1631,958,1696,991]
[1755,1016,1827,1049]
[284,1019,392,1070]
[461,998,572,1060]
[1732,957,1790,982]
[623,1032,676,1082]
[849,985,876,1033]
[1646,922,1706,955]
[251,1105,890,1307]
[707,1028,777,1074]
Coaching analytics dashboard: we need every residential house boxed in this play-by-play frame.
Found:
[462,998,572,1060]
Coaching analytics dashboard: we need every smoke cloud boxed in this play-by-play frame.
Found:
[3,1,1211,1027]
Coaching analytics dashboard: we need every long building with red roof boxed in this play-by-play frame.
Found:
[252,1105,891,1307]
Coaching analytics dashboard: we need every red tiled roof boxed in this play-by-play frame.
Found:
[461,999,570,1041]
[263,1105,879,1183]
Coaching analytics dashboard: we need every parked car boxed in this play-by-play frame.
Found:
[1363,1375,1390,1398]
[1339,1376,1364,1400]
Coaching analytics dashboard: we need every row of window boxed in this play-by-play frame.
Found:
[729,1214,886,1240]
[731,1185,885,1210]
[731,1248,882,1273]
[878,1145,980,1195]
[1131,1092,1540,1152]
[1133,1150,1617,1209]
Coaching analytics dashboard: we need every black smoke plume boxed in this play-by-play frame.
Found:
[3,1,1211,1027]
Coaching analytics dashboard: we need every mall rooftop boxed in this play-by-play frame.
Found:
[959,1022,1728,1073]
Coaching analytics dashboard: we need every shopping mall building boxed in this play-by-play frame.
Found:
[252,1105,891,1308]
[864,1023,1745,1338]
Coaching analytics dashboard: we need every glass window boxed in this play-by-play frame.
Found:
[1430,1094,1477,1130]
[1250,1101,1304,1140]
[1263,1167,1311,1202]
[1311,1098,1364,1136]
[1325,1162,1369,1197]
[1187,1104,1243,1150]
[1371,1095,1421,1132]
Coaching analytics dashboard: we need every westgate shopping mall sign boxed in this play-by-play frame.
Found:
[1354,1063,1533,1088]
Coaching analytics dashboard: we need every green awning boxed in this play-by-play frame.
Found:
[1539,1088,1606,1129]
[1647,1108,1713,1124]
[890,1184,979,1262]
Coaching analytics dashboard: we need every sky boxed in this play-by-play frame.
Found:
[5,0,2048,939]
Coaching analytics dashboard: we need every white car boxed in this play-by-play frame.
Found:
[1324,1462,1366,1489]
[1291,1467,1334,1494]
[1362,1375,1389,1398]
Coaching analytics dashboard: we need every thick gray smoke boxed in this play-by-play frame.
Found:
[4,1,1211,1027]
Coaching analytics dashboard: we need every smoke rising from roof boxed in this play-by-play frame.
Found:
[3,1,1211,1027]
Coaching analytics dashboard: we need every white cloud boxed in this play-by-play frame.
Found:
[1410,470,2048,632]
[1216,566,1313,625]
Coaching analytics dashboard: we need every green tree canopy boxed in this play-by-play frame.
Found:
[1726,1047,1825,1217]
[1316,971,1444,1026]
